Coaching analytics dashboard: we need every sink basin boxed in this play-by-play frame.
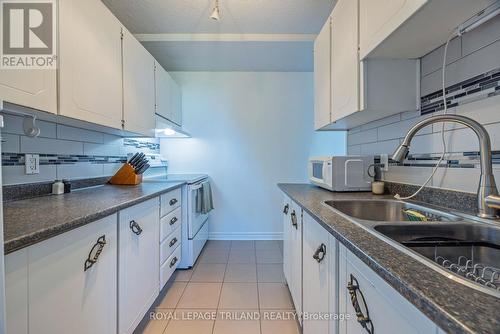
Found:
[375,223,500,294]
[324,199,462,222]
[323,198,500,295]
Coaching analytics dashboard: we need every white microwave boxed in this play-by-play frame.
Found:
[308,156,373,192]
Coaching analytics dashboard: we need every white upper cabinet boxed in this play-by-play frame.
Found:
[0,69,57,114]
[28,215,118,334]
[359,0,428,59]
[331,0,359,122]
[169,78,182,126]
[313,17,332,130]
[155,62,182,126]
[314,0,418,130]
[122,28,156,137]
[58,0,123,130]
[359,0,496,59]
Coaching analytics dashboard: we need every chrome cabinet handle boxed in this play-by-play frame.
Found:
[169,216,178,225]
[84,235,106,272]
[312,243,326,263]
[169,198,178,206]
[169,237,178,247]
[169,257,178,268]
[290,210,298,229]
[283,204,289,214]
[129,220,143,235]
[347,274,374,334]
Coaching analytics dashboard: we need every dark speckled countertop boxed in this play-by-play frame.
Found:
[279,183,500,334]
[3,181,185,254]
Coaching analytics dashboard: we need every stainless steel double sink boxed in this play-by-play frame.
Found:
[323,199,500,296]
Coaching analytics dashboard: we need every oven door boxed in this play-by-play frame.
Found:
[187,180,209,239]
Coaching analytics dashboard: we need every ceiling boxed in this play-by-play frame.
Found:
[102,0,336,71]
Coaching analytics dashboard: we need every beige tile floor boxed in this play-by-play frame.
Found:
[135,240,300,334]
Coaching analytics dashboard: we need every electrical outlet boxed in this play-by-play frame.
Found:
[25,154,40,175]
[380,154,389,172]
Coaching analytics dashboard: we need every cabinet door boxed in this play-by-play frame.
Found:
[119,199,160,334]
[338,245,437,334]
[0,70,56,114]
[328,235,339,334]
[28,215,118,334]
[155,62,172,122]
[314,17,332,130]
[289,200,303,320]
[302,212,330,334]
[359,0,428,59]
[5,249,28,334]
[331,0,359,122]
[122,28,156,136]
[59,0,123,129]
[282,195,292,286]
[169,78,182,126]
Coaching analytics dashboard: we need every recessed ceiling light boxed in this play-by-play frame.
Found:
[211,0,220,21]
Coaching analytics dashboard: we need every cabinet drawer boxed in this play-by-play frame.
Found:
[160,245,181,289]
[161,226,181,265]
[161,188,181,217]
[160,207,182,242]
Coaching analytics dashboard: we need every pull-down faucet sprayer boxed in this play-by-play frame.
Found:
[392,114,500,219]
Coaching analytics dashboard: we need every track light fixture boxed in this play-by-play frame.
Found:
[211,0,220,21]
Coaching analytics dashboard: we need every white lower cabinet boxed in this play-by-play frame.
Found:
[5,249,28,334]
[282,195,292,289]
[118,198,160,334]
[4,214,118,334]
[282,195,303,323]
[289,200,303,322]
[302,212,331,334]
[280,191,440,334]
[338,244,437,334]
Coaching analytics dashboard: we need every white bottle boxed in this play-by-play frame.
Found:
[52,180,64,195]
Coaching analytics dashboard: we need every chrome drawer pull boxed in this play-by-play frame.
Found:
[312,243,326,263]
[290,210,298,229]
[84,235,106,272]
[283,204,289,214]
[169,257,178,268]
[129,220,143,235]
[347,274,373,334]
[169,198,178,206]
[170,217,178,225]
[169,237,178,247]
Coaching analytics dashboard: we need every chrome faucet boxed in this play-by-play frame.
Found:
[392,114,500,219]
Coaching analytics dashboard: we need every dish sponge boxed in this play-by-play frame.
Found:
[403,209,428,222]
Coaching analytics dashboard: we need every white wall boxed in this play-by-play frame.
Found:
[161,72,345,239]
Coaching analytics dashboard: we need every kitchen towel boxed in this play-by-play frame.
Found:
[196,181,214,214]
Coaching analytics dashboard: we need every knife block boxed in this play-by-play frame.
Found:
[108,163,142,185]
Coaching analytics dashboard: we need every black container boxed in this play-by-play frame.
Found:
[62,179,71,193]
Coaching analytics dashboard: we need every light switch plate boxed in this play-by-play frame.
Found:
[380,154,389,172]
[25,154,40,174]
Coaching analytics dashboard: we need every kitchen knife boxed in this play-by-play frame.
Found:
[136,163,150,175]
[134,160,148,172]
[128,153,140,166]
[131,153,146,167]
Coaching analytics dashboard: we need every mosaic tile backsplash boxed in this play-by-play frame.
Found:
[420,66,500,115]
[0,112,161,185]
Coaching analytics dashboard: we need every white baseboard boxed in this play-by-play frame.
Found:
[208,232,283,240]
